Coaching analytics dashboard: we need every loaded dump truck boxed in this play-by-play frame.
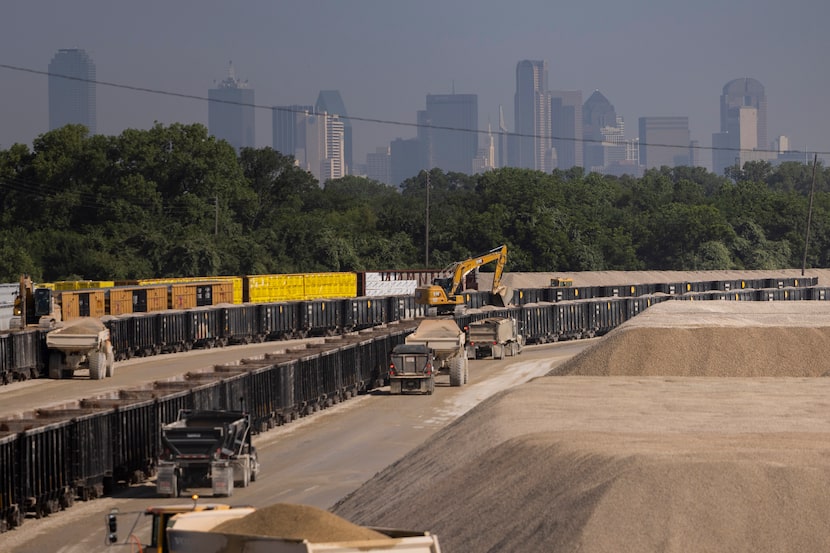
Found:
[465,317,524,360]
[156,410,259,498]
[399,318,468,387]
[388,344,435,395]
[165,502,442,553]
[45,317,114,379]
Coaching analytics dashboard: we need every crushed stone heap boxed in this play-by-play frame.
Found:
[333,300,830,553]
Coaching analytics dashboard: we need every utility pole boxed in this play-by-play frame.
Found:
[425,171,430,268]
[801,154,819,276]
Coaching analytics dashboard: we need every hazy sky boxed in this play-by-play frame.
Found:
[2,1,829,167]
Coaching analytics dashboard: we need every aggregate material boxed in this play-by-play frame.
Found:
[332,299,830,552]
[211,502,388,542]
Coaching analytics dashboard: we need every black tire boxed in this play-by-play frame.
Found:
[449,356,464,387]
[48,352,63,379]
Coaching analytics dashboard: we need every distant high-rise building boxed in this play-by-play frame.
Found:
[315,91,353,175]
[390,138,427,186]
[366,147,392,186]
[208,62,255,151]
[48,48,97,134]
[712,78,768,175]
[550,90,583,170]
[497,105,509,169]
[422,93,478,174]
[293,111,346,184]
[582,90,617,171]
[272,104,314,159]
[512,60,551,171]
[473,123,496,174]
[638,116,691,169]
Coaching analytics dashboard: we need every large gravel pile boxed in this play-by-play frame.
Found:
[333,300,830,552]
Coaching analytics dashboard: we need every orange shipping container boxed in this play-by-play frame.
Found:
[108,285,168,315]
[59,290,106,321]
[168,281,234,310]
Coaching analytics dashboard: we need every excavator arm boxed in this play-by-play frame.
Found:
[414,245,510,314]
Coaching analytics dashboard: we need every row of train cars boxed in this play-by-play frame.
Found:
[0,273,828,532]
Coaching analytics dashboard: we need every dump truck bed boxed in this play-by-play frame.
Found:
[404,319,464,355]
[45,318,108,351]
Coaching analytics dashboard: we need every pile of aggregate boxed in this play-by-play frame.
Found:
[333,300,830,552]
[212,502,387,542]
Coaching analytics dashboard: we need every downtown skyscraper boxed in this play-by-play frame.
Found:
[711,78,768,175]
[638,116,691,169]
[48,49,96,134]
[208,62,255,151]
[511,60,551,172]
[422,93,478,174]
[550,90,583,171]
[315,91,353,176]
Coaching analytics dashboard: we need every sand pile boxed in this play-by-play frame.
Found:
[212,503,386,542]
[333,300,830,552]
[551,301,830,377]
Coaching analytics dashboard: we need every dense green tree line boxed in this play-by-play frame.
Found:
[0,123,827,282]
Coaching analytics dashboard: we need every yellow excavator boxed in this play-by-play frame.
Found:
[414,245,511,315]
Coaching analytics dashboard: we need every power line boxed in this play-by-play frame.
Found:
[3,62,827,157]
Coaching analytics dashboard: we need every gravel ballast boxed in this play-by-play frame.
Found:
[332,300,830,552]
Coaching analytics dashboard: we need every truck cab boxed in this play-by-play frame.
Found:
[388,344,435,394]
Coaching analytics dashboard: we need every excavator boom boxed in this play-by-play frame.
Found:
[414,246,510,314]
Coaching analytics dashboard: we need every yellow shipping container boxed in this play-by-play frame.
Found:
[244,274,305,303]
[302,272,357,300]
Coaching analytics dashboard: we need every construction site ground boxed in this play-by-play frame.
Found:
[333,299,830,553]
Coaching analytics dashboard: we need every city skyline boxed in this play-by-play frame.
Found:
[2,1,829,169]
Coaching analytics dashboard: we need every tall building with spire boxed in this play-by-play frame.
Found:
[511,60,551,171]
[48,48,97,134]
[315,91,352,175]
[208,62,255,151]
[711,77,768,175]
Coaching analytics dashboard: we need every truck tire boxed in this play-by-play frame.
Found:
[48,352,63,379]
[89,351,105,380]
[493,344,504,360]
[449,356,464,387]
[105,343,115,377]
[463,356,469,384]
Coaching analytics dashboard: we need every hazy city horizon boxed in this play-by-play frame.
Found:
[3,1,829,172]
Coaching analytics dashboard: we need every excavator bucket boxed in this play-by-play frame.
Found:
[491,285,512,307]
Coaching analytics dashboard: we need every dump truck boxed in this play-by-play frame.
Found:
[402,318,468,387]
[465,316,524,360]
[105,498,253,553]
[388,343,435,395]
[164,503,442,553]
[45,317,114,379]
[156,410,259,498]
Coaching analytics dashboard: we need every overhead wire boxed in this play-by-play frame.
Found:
[2,62,826,158]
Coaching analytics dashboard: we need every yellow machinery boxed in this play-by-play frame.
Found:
[414,245,510,315]
[105,496,246,553]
